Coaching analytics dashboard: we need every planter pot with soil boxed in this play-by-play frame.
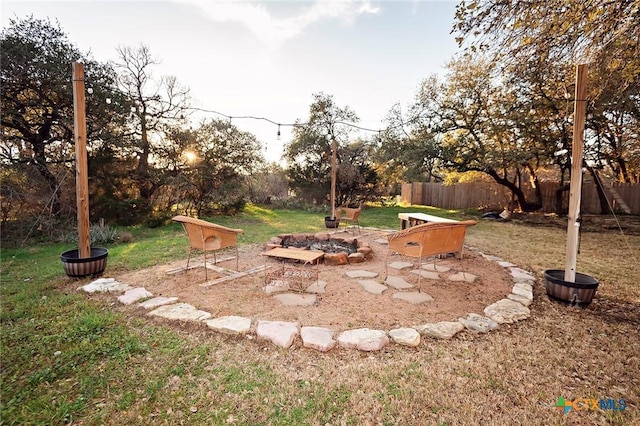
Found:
[61,247,109,278]
[544,269,599,306]
[324,216,340,229]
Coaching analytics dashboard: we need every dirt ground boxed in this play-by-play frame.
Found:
[114,229,514,331]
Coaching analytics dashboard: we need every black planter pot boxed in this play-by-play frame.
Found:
[61,247,109,278]
[324,216,340,229]
[544,269,599,306]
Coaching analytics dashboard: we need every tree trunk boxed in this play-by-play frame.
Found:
[32,140,61,216]
[554,184,570,215]
[586,166,611,214]
[136,116,154,199]
[486,169,542,212]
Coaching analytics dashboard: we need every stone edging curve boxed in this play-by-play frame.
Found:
[77,230,536,353]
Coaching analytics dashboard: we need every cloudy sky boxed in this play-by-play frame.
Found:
[1,0,462,162]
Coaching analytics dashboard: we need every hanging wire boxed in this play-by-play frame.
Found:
[185,106,408,135]
[592,171,636,254]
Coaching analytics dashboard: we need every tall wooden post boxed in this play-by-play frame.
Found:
[330,137,337,219]
[72,62,91,258]
[564,64,588,282]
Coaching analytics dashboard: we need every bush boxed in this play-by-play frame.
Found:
[61,223,120,245]
[144,214,172,228]
[91,197,150,226]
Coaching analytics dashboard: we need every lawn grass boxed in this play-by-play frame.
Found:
[1,204,638,425]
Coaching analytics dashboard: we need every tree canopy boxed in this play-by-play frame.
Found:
[1,16,127,225]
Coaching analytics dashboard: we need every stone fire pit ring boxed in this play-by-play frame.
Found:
[266,232,373,265]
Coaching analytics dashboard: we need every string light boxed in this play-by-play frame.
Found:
[75,78,414,138]
[186,106,406,138]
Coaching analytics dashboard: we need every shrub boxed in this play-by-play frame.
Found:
[62,223,120,245]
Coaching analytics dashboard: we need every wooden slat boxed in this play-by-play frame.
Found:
[166,256,236,275]
[200,265,269,288]
[262,247,324,263]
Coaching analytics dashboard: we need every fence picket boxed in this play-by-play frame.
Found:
[400,182,639,214]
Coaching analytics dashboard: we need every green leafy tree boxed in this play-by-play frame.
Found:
[1,16,127,228]
[284,92,378,207]
[158,119,264,216]
[377,103,443,183]
[246,162,289,204]
[336,139,382,206]
[411,57,548,211]
[453,0,640,184]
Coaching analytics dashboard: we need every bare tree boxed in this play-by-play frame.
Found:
[112,44,191,200]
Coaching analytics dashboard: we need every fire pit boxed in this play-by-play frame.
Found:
[266,232,373,265]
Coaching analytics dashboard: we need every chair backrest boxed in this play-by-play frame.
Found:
[338,207,361,220]
[387,220,476,258]
[172,215,243,251]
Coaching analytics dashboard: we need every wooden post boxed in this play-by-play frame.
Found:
[330,137,337,219]
[72,62,91,258]
[564,64,588,282]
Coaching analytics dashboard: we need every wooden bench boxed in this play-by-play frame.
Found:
[398,212,459,229]
[172,215,244,280]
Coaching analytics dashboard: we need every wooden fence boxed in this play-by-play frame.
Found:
[400,181,640,215]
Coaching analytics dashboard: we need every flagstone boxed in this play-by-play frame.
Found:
[385,276,414,289]
[510,267,535,281]
[414,321,464,339]
[344,270,379,279]
[392,291,433,305]
[118,287,153,305]
[484,299,531,324]
[337,328,389,351]
[264,280,290,295]
[507,293,533,307]
[421,264,451,272]
[512,283,534,300]
[148,303,212,322]
[388,261,415,270]
[301,326,336,352]
[273,293,317,306]
[389,328,420,347]
[78,278,133,293]
[205,316,252,335]
[306,280,328,294]
[409,269,440,280]
[458,313,499,333]
[139,296,179,309]
[256,320,299,349]
[448,272,478,283]
[357,280,387,295]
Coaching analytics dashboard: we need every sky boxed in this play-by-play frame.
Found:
[1,0,462,162]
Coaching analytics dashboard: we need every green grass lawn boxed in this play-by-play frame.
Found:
[1,205,638,425]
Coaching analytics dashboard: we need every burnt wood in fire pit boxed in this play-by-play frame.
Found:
[266,233,373,265]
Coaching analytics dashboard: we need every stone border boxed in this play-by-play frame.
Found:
[77,230,536,353]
